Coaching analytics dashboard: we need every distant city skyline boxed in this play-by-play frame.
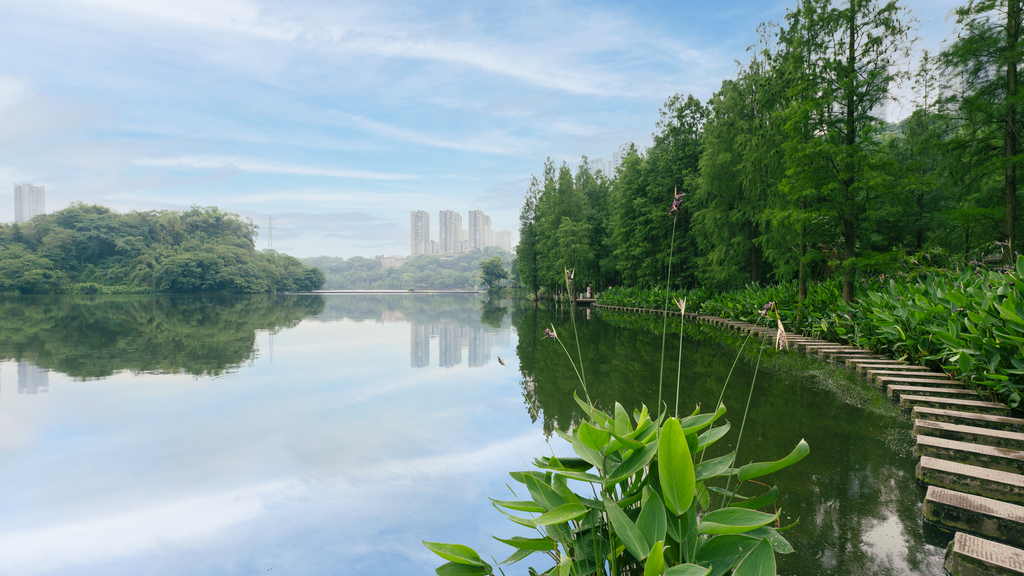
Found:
[410,209,512,258]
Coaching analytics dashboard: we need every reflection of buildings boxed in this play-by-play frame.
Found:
[408,315,512,369]
[17,362,49,394]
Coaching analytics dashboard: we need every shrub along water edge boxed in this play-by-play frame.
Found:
[598,258,1024,408]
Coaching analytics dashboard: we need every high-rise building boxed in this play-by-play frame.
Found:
[410,210,430,257]
[438,210,463,256]
[495,230,513,252]
[468,210,492,251]
[17,362,48,394]
[13,183,45,223]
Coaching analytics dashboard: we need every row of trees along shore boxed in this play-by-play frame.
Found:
[516,0,1022,303]
[0,203,324,294]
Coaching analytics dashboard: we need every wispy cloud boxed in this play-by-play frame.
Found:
[134,155,418,180]
[334,112,538,156]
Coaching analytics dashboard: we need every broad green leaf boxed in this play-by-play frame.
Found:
[608,428,647,452]
[574,392,612,428]
[745,526,794,554]
[518,473,565,512]
[695,451,735,481]
[435,561,492,576]
[498,548,535,565]
[551,474,581,505]
[737,439,809,482]
[530,503,588,526]
[665,564,712,576]
[659,417,696,516]
[643,541,666,576]
[615,402,631,435]
[605,441,659,486]
[698,508,780,535]
[678,404,726,434]
[732,486,779,511]
[493,536,557,551]
[579,421,611,451]
[732,538,775,576]
[490,499,544,513]
[697,422,731,452]
[535,457,592,472]
[637,491,668,549]
[558,553,570,576]
[572,429,604,470]
[553,469,602,484]
[602,494,651,561]
[422,542,486,567]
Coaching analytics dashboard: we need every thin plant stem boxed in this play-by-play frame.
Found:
[697,311,768,466]
[721,326,769,509]
[553,329,591,404]
[674,298,686,418]
[658,216,679,418]
[570,306,588,396]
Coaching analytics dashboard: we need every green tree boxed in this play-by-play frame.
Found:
[940,0,1023,263]
[779,0,913,302]
[479,255,508,288]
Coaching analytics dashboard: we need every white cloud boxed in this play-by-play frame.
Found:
[335,112,540,156]
[134,155,419,180]
[58,0,299,40]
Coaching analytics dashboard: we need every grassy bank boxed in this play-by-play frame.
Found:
[598,259,1024,408]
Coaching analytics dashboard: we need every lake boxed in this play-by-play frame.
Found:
[0,294,947,575]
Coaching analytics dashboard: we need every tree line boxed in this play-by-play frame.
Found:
[516,0,1022,303]
[0,203,325,294]
[304,246,511,290]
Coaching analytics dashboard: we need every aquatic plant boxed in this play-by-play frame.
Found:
[424,299,808,575]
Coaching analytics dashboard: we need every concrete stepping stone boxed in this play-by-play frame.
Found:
[916,435,1024,474]
[924,486,1024,548]
[901,395,1011,415]
[868,368,956,382]
[825,352,886,361]
[917,456,1024,504]
[916,419,1024,451]
[889,385,978,401]
[914,407,1024,433]
[944,531,1024,576]
[850,358,923,370]
[878,375,968,390]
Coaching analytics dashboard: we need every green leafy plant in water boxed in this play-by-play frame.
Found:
[424,305,808,574]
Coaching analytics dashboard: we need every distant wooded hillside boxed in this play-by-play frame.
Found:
[0,203,324,294]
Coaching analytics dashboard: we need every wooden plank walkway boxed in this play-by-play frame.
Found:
[595,303,1024,573]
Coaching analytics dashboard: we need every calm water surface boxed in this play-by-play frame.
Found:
[0,294,947,575]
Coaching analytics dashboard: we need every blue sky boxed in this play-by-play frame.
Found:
[1,0,959,258]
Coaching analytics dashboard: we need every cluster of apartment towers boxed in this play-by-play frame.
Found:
[12,183,46,223]
[409,209,512,258]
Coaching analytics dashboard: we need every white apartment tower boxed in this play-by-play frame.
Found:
[468,210,492,251]
[438,210,463,256]
[13,183,45,223]
[410,210,430,256]
[495,230,513,252]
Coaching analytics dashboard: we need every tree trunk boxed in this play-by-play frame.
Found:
[843,2,858,304]
[1004,0,1020,265]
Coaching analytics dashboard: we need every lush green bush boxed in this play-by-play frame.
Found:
[597,261,1024,408]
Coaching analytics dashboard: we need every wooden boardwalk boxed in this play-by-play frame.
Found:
[592,303,1024,575]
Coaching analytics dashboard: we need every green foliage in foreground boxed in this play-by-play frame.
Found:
[598,258,1024,408]
[0,203,324,294]
[425,398,806,576]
